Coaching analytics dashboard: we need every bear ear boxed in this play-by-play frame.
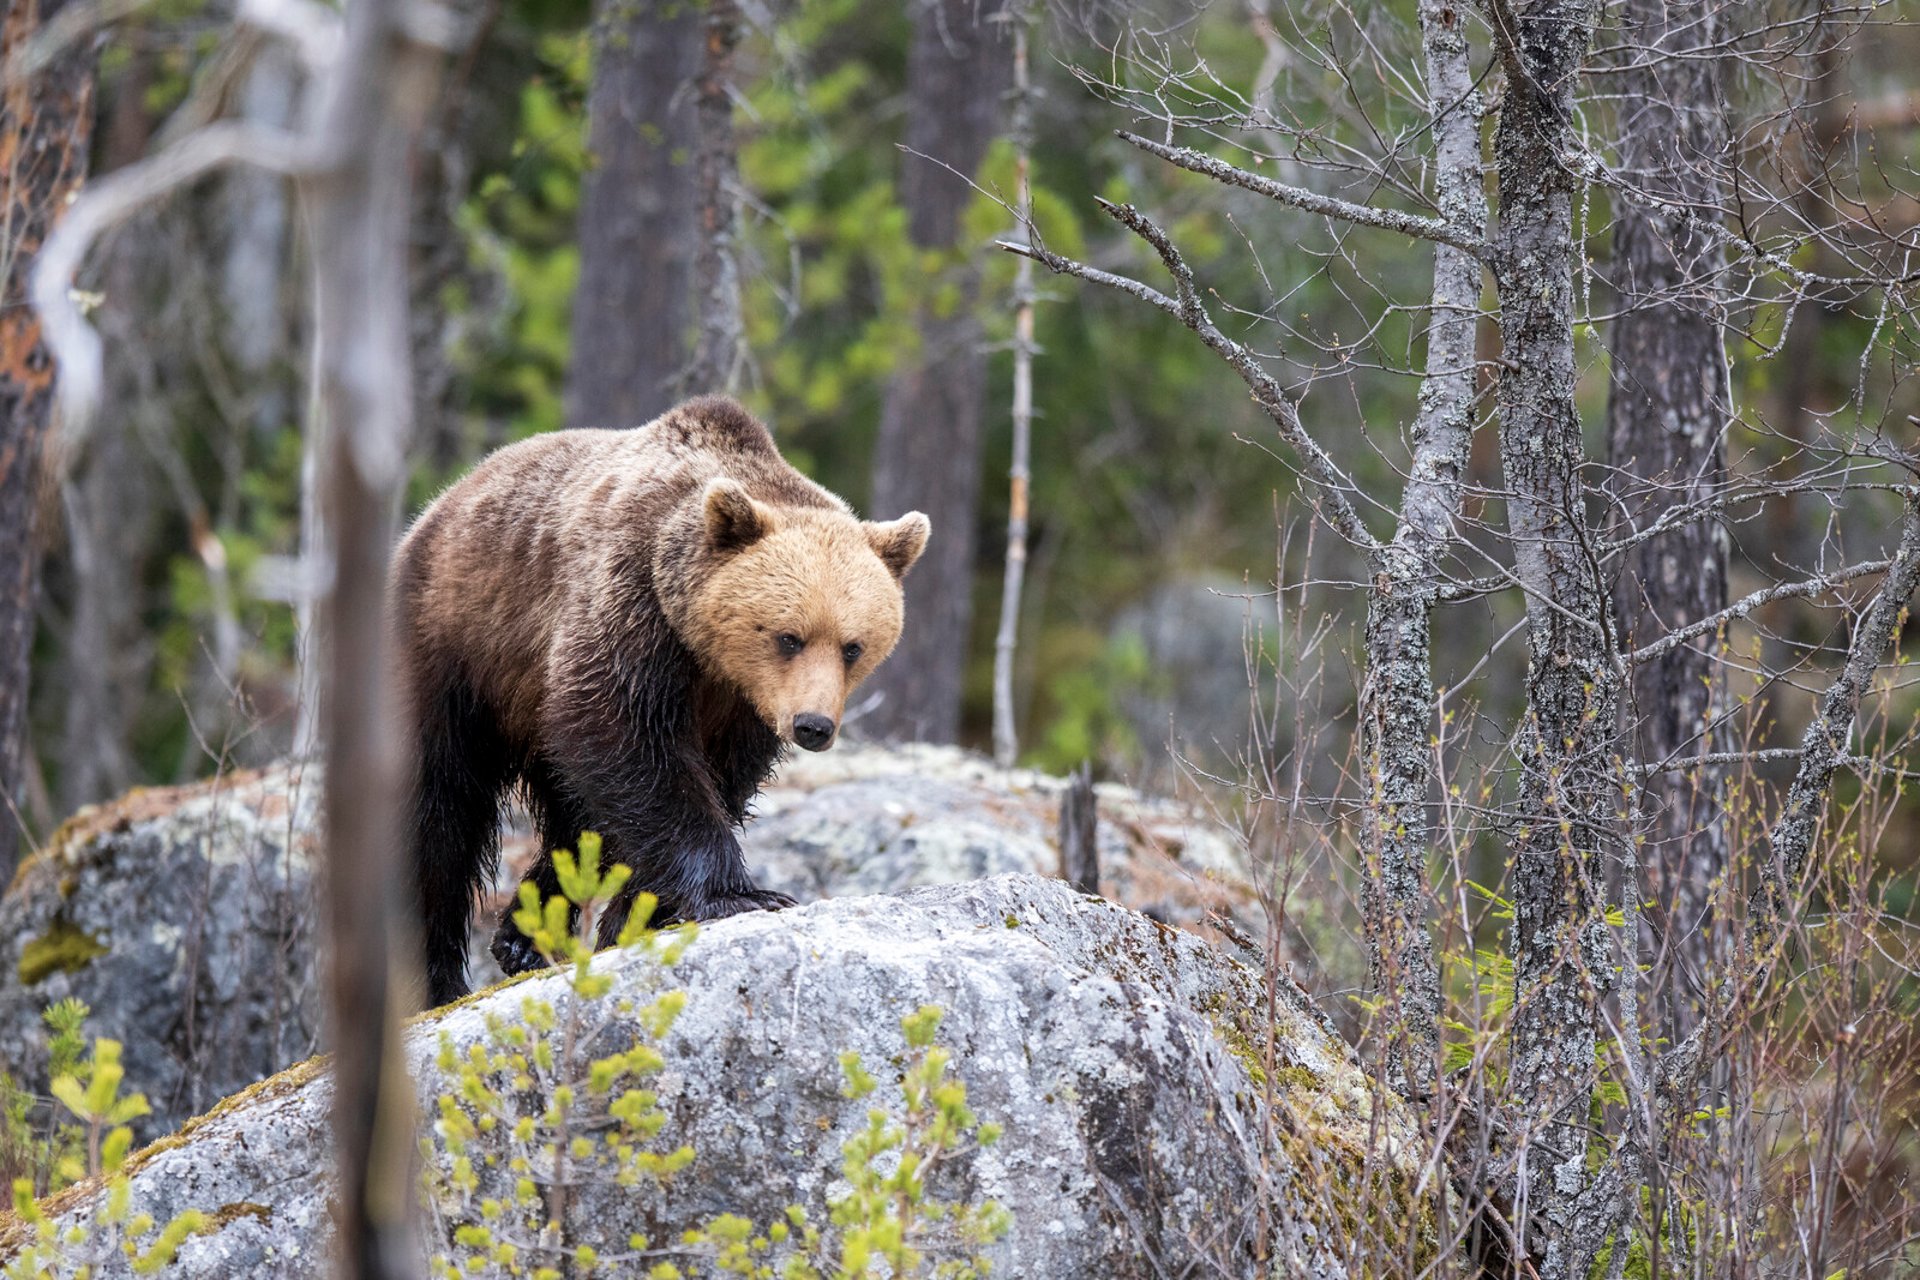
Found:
[866,512,930,580]
[703,478,776,551]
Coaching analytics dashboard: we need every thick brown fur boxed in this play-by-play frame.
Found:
[392,397,929,1004]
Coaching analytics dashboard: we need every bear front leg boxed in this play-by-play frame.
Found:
[489,852,562,977]
[490,760,587,977]
[547,727,791,941]
[544,626,796,944]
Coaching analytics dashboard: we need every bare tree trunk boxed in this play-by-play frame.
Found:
[0,0,95,875]
[990,9,1034,769]
[307,0,444,1272]
[1355,0,1483,1100]
[863,0,1011,744]
[1058,761,1097,895]
[1604,0,1730,1041]
[681,0,744,398]
[566,0,700,430]
[1487,4,1615,1275]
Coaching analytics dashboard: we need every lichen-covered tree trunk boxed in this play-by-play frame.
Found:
[1487,3,1615,1274]
[566,0,701,430]
[1604,0,1730,1040]
[1357,0,1483,1098]
[0,0,95,877]
[862,0,1011,744]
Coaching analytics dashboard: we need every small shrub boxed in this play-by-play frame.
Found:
[421,833,1010,1279]
[4,1034,210,1277]
[0,998,90,1195]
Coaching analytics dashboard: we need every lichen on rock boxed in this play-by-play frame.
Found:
[9,874,1425,1279]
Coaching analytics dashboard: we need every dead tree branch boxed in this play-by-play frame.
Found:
[1627,555,1898,665]
[1116,130,1486,256]
[1002,207,1379,549]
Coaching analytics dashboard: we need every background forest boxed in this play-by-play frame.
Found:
[13,0,1917,840]
[8,0,1474,813]
[10,0,1920,1273]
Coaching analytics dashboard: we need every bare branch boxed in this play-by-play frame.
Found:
[31,120,316,433]
[1635,747,1920,781]
[1661,490,1920,1140]
[1004,203,1381,550]
[1116,131,1485,256]
[1628,555,1897,665]
[1751,490,1920,935]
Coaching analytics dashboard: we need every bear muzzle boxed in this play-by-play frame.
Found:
[792,712,837,752]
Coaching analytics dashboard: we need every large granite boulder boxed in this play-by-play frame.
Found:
[0,747,1264,1140]
[6,875,1423,1278]
[0,767,323,1138]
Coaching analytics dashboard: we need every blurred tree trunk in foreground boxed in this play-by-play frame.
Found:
[309,0,445,1265]
[0,0,95,876]
[1604,0,1731,1039]
[567,0,701,430]
[863,0,1011,744]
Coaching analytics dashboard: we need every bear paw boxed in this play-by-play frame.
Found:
[688,888,799,921]
[490,924,552,977]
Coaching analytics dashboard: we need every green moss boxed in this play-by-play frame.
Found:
[1209,1010,1269,1087]
[1271,1101,1438,1272]
[403,964,549,1027]
[18,920,108,986]
[1271,1065,1322,1094]
[1198,992,1435,1270]
[1003,913,1020,928]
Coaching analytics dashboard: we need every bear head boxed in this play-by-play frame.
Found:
[677,477,930,751]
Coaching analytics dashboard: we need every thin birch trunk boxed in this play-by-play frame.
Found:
[991,10,1035,770]
[1355,0,1483,1099]
[292,310,326,762]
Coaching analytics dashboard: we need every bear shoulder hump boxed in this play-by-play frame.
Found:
[670,396,778,458]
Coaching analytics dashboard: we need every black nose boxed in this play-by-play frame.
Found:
[793,713,836,751]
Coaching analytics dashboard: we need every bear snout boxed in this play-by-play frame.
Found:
[792,712,836,751]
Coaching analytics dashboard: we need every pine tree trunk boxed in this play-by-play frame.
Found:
[0,0,96,876]
[566,0,701,430]
[1605,0,1730,1039]
[682,0,744,398]
[862,0,1011,744]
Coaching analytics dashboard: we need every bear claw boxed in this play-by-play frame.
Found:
[490,925,551,977]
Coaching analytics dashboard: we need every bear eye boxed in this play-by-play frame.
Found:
[776,633,805,658]
[842,642,864,666]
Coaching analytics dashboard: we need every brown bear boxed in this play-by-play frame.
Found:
[391,396,929,1005]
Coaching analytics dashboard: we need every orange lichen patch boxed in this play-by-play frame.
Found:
[37,769,272,857]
